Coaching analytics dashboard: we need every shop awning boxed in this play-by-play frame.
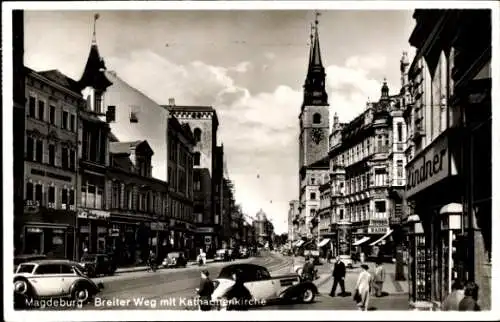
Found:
[369,229,394,246]
[318,238,330,247]
[294,240,305,247]
[353,236,370,246]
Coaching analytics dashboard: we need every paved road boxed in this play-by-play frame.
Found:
[37,252,292,311]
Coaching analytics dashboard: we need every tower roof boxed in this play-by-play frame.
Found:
[381,78,389,99]
[310,20,324,71]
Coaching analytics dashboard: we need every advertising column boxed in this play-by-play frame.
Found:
[337,221,352,266]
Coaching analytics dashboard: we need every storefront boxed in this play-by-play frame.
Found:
[195,226,217,257]
[76,209,111,260]
[151,221,169,261]
[405,129,462,309]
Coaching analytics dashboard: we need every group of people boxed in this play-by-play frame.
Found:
[441,280,481,311]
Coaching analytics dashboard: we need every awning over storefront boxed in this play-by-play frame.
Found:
[318,238,330,247]
[369,229,394,246]
[295,240,305,247]
[352,236,370,246]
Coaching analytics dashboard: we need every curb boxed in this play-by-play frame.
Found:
[314,273,331,289]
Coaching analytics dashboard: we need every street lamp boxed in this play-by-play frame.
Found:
[439,203,463,294]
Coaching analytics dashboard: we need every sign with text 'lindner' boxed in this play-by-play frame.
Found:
[405,133,457,198]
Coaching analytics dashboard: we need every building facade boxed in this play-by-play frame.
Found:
[403,9,491,310]
[328,80,406,260]
[167,115,196,259]
[253,209,274,247]
[288,200,300,243]
[165,101,221,253]
[20,68,82,259]
[297,19,330,243]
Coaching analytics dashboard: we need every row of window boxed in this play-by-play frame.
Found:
[25,182,75,207]
[28,95,77,132]
[26,137,76,170]
[306,173,329,186]
[333,134,392,167]
[168,166,193,197]
[342,200,387,223]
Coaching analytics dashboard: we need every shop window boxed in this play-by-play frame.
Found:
[49,105,56,124]
[35,140,43,162]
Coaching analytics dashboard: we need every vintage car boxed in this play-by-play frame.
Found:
[13,259,103,304]
[162,252,188,268]
[214,249,229,262]
[14,254,47,272]
[80,253,116,277]
[211,263,318,309]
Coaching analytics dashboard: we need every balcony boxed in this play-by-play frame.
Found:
[391,178,405,186]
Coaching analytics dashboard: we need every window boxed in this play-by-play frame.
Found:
[311,178,315,185]
[377,135,383,152]
[48,144,56,166]
[35,140,43,162]
[61,147,68,169]
[60,265,74,274]
[375,201,386,213]
[38,100,45,121]
[27,137,34,161]
[397,160,404,178]
[61,188,68,206]
[29,96,36,117]
[81,182,104,209]
[194,152,201,166]
[35,184,43,204]
[49,105,56,124]
[313,113,321,124]
[125,188,133,210]
[193,128,202,142]
[339,209,344,220]
[310,192,316,200]
[62,111,69,130]
[48,186,55,203]
[69,190,75,205]
[397,123,403,142]
[69,149,76,170]
[374,168,387,186]
[35,264,60,275]
[70,115,76,132]
[112,183,120,209]
[26,182,34,200]
[194,172,201,191]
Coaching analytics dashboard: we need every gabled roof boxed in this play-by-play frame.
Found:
[78,44,112,91]
[163,105,215,112]
[110,140,153,156]
[36,69,81,95]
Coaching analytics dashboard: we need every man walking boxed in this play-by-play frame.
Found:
[373,260,386,297]
[330,256,346,297]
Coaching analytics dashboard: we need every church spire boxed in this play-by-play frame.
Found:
[302,11,328,108]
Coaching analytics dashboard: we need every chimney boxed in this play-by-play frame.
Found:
[168,98,175,106]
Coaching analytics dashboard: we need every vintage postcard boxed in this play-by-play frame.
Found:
[2,1,498,321]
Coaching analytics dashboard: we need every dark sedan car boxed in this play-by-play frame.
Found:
[80,254,116,277]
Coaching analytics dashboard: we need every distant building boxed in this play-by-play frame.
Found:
[287,200,300,242]
[253,209,274,247]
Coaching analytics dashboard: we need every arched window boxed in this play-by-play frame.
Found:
[193,152,201,166]
[193,128,202,142]
[313,113,321,124]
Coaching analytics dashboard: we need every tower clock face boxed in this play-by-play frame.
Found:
[311,128,324,144]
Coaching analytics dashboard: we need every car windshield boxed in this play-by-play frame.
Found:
[81,255,96,261]
[73,264,87,277]
[16,264,35,274]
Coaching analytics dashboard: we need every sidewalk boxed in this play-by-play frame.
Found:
[115,259,216,274]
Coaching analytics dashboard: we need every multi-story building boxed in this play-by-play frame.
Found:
[253,209,274,247]
[75,36,113,260]
[404,9,491,310]
[214,145,228,246]
[297,19,330,243]
[13,10,26,256]
[167,115,196,259]
[102,70,169,182]
[165,100,221,253]
[20,67,82,259]
[222,177,237,248]
[328,79,406,260]
[107,139,169,265]
[317,179,333,254]
[288,200,300,243]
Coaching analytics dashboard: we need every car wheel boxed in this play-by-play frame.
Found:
[301,287,315,303]
[73,285,90,303]
[14,278,31,296]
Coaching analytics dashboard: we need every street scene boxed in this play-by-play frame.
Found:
[7,2,493,318]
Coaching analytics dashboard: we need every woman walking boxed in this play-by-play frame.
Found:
[354,264,373,311]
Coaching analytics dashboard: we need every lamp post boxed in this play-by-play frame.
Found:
[439,203,463,294]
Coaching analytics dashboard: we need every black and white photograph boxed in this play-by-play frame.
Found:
[3,1,498,321]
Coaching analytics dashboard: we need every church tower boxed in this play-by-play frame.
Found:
[299,14,329,169]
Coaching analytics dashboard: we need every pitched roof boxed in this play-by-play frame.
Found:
[109,141,143,155]
[307,156,329,169]
[36,69,81,94]
[78,44,112,91]
[163,105,215,113]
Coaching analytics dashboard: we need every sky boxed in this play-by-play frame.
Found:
[24,9,417,234]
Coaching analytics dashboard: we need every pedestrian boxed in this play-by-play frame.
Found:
[326,250,332,263]
[354,264,373,311]
[373,260,386,297]
[224,272,253,310]
[458,281,481,311]
[301,256,315,281]
[197,270,214,311]
[441,280,465,311]
[329,256,346,297]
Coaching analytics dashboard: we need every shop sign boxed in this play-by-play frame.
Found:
[78,209,111,220]
[80,226,90,233]
[109,228,120,237]
[151,222,168,231]
[197,227,214,234]
[368,227,389,234]
[204,236,212,245]
[406,134,456,198]
[27,227,43,233]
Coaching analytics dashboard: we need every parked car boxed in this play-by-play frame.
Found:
[80,254,116,277]
[214,249,229,262]
[211,263,318,310]
[162,252,187,268]
[14,254,47,272]
[13,259,103,305]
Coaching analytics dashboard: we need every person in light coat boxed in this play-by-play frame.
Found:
[355,264,373,311]
[373,260,386,297]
